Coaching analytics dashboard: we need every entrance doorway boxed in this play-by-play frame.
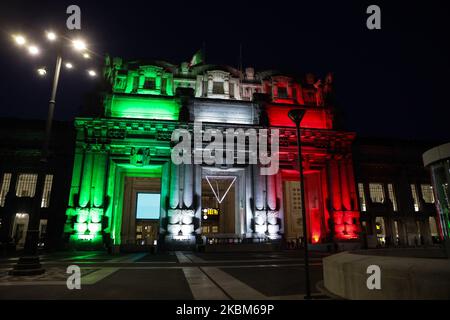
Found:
[121,177,162,248]
[201,176,236,235]
[135,192,160,245]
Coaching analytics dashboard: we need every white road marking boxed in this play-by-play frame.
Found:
[81,267,119,285]
[175,252,192,263]
[107,253,147,263]
[201,267,267,300]
[62,253,99,261]
[0,267,118,286]
[184,253,206,263]
[182,267,229,300]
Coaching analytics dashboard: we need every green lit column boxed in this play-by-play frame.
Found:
[79,148,93,208]
[68,148,83,207]
[91,150,107,207]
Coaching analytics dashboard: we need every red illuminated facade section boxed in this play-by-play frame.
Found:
[261,74,360,243]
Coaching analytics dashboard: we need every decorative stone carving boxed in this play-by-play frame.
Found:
[130,147,151,166]
[254,210,267,226]
[267,211,278,225]
[168,209,181,224]
[268,224,280,234]
[181,210,195,225]
[167,224,182,235]
[255,224,267,234]
[181,224,194,235]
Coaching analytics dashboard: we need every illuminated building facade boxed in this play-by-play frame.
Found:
[0,119,74,252]
[63,57,361,251]
[423,143,450,242]
[354,139,441,247]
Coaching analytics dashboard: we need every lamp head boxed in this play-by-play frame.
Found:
[288,109,306,125]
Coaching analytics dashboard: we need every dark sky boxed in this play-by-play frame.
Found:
[0,0,449,141]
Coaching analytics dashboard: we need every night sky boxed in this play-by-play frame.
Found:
[0,0,449,141]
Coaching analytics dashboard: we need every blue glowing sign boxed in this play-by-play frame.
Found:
[136,193,161,219]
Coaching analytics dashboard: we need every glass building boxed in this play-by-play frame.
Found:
[423,143,450,240]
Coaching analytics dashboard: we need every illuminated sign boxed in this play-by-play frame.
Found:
[202,208,219,220]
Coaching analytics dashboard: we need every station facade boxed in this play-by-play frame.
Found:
[64,57,361,251]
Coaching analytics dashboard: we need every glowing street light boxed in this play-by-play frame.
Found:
[13,34,26,46]
[72,39,87,51]
[37,68,47,76]
[10,28,98,276]
[288,108,312,300]
[46,31,57,41]
[28,45,39,55]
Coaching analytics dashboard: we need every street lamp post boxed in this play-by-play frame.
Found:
[288,108,312,300]
[8,32,93,275]
[9,52,63,276]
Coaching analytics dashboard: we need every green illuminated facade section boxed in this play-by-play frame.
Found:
[64,113,175,249]
[108,164,165,245]
[105,94,180,120]
[65,58,183,249]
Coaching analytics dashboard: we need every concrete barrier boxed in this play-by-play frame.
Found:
[323,252,450,299]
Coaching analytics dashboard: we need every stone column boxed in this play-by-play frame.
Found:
[266,173,276,211]
[224,76,230,97]
[169,162,180,209]
[194,164,202,233]
[207,74,213,95]
[339,159,351,211]
[346,157,358,211]
[245,165,253,236]
[329,158,342,211]
[91,150,107,208]
[276,171,285,234]
[183,164,193,209]
[253,165,264,210]
[159,161,170,235]
[79,149,93,208]
[419,219,432,245]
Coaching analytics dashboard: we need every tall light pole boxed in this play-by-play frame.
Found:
[288,108,312,300]
[8,32,94,275]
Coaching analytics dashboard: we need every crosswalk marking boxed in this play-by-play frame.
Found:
[175,252,192,263]
[182,267,229,300]
[201,267,267,300]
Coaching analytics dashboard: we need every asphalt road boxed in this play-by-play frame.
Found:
[0,250,329,300]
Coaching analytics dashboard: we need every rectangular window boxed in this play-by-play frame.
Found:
[212,81,224,94]
[387,183,398,211]
[136,193,161,219]
[41,175,53,208]
[161,78,167,95]
[358,183,366,211]
[369,183,384,203]
[277,86,288,98]
[411,184,420,212]
[421,184,435,204]
[143,77,156,90]
[16,174,38,197]
[132,76,139,92]
[0,173,12,207]
[229,83,234,98]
